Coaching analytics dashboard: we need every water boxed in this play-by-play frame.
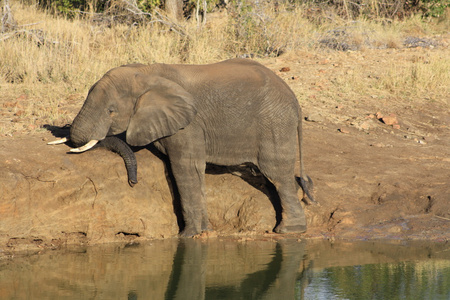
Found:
[1,239,449,299]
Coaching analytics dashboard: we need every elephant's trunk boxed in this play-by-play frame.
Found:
[98,136,138,187]
[48,135,138,186]
[69,101,110,148]
[70,110,95,148]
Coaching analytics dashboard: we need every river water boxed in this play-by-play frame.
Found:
[1,238,449,299]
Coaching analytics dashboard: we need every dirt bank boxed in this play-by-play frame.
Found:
[1,47,449,255]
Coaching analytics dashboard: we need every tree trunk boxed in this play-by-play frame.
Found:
[165,0,183,21]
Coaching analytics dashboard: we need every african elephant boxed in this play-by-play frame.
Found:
[49,58,314,237]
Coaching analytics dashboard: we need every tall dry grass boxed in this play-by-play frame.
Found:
[2,3,446,87]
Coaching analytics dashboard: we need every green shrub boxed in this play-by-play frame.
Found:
[420,0,450,18]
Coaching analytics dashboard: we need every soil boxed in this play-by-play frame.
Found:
[1,43,449,256]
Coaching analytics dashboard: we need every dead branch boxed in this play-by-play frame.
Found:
[89,0,187,36]
[1,28,47,45]
[1,1,48,44]
[151,8,187,36]
[1,0,17,33]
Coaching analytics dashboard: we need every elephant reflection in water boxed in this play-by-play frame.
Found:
[156,239,308,300]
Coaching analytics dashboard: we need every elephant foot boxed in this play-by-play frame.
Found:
[274,222,307,234]
[179,227,201,238]
[180,218,210,238]
[180,228,215,238]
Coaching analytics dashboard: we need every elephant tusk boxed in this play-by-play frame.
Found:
[70,140,99,153]
[47,136,69,145]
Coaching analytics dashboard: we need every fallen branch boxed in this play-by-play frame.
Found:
[0,29,47,45]
[434,215,450,221]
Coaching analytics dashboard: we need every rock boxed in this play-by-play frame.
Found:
[370,143,393,148]
[279,67,290,72]
[305,111,325,123]
[387,225,403,233]
[375,112,400,128]
[317,59,330,65]
[416,139,427,145]
[357,121,372,131]
[380,114,399,126]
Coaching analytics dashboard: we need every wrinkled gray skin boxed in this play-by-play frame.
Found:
[69,58,314,237]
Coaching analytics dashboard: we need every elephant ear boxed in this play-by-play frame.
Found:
[126,77,197,146]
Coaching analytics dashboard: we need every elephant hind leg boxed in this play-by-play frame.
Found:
[272,180,307,234]
[258,162,306,234]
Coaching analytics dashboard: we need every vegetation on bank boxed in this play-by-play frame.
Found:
[1,1,448,84]
[25,0,450,20]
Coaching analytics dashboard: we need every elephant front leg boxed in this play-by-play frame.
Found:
[169,156,209,237]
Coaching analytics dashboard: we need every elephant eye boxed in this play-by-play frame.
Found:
[107,107,117,116]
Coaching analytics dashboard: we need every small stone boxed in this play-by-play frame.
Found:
[3,101,21,108]
[305,112,325,123]
[318,59,330,65]
[14,110,25,117]
[358,121,372,130]
[387,225,403,233]
[17,94,28,101]
[423,135,437,143]
[279,67,290,72]
[370,143,385,148]
[340,217,354,225]
[381,114,399,126]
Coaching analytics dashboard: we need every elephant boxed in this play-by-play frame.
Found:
[48,58,315,237]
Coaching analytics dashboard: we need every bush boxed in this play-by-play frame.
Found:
[419,0,450,18]
[27,0,450,21]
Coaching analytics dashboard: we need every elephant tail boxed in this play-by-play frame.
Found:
[296,108,316,204]
[99,136,138,187]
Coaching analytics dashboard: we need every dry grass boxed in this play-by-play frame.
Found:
[0,2,448,136]
[321,49,450,102]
